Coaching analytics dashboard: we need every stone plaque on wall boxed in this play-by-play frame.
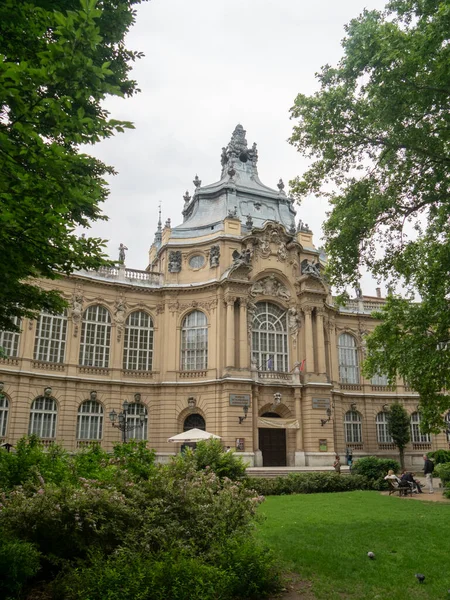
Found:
[312,397,331,410]
[230,394,251,407]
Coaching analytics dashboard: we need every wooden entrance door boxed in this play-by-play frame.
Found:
[259,412,287,467]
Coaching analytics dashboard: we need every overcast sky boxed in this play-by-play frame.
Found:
[88,0,388,295]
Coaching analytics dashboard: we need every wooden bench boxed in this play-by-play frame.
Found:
[387,480,413,496]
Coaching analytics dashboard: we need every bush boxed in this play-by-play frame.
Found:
[429,449,450,464]
[191,438,247,480]
[111,440,156,480]
[246,472,370,496]
[352,456,400,489]
[0,537,40,598]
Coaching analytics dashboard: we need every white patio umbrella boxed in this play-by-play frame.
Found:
[167,428,221,443]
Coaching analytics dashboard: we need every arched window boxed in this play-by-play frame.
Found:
[77,400,103,440]
[181,311,208,371]
[251,302,288,372]
[371,373,389,386]
[123,311,154,371]
[79,306,111,367]
[0,394,8,437]
[338,334,360,384]
[376,411,393,444]
[29,396,58,439]
[34,311,67,363]
[344,410,363,443]
[126,402,148,440]
[0,317,21,358]
[183,413,206,431]
[410,412,431,443]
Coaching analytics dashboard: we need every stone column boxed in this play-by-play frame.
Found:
[328,319,338,382]
[252,385,262,466]
[225,297,235,368]
[239,299,248,369]
[303,305,315,373]
[294,387,306,466]
[316,307,326,374]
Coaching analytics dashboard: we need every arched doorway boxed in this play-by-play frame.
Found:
[183,413,206,431]
[259,412,286,467]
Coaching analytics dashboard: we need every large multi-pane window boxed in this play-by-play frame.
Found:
[338,334,360,384]
[34,311,67,363]
[0,395,8,437]
[410,412,431,443]
[29,396,58,439]
[77,400,103,440]
[371,373,389,386]
[344,410,363,443]
[123,311,154,371]
[79,306,111,367]
[181,311,208,371]
[126,402,148,440]
[252,302,288,372]
[0,317,21,358]
[376,411,393,443]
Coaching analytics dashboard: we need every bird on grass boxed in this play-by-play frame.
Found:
[367,552,375,560]
[415,574,425,584]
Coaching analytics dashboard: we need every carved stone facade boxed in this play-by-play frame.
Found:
[0,125,444,468]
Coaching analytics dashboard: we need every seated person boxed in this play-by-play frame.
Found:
[400,470,423,493]
[384,469,410,490]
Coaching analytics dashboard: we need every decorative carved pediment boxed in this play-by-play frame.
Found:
[250,275,291,301]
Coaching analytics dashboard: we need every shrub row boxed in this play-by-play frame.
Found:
[246,472,370,496]
[429,449,450,464]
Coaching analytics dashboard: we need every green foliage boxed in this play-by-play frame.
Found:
[429,449,450,464]
[384,402,410,468]
[289,0,450,429]
[191,438,248,480]
[112,439,156,480]
[0,0,146,330]
[0,537,40,598]
[352,456,400,490]
[246,472,370,496]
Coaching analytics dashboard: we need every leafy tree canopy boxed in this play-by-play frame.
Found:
[0,0,145,331]
[290,0,450,429]
[386,402,410,469]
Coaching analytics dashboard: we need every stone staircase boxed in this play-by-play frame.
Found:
[246,466,351,478]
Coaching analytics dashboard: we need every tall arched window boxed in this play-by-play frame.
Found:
[79,306,111,367]
[252,302,288,372]
[0,394,8,437]
[344,410,363,443]
[126,402,148,440]
[410,412,431,443]
[338,334,360,384]
[123,311,154,371]
[77,400,103,440]
[183,413,206,431]
[34,311,67,363]
[376,411,393,444]
[0,317,21,358]
[29,396,58,439]
[181,311,208,371]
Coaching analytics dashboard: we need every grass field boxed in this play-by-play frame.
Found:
[257,491,450,599]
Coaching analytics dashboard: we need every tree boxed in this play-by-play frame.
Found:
[0,0,146,331]
[289,0,450,428]
[386,402,410,471]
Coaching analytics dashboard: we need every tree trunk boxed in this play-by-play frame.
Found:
[399,447,405,471]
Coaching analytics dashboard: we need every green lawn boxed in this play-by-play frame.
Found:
[257,491,450,600]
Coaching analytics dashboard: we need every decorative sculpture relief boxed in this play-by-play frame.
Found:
[277,178,285,193]
[277,241,287,262]
[209,245,220,268]
[71,294,84,337]
[247,301,257,341]
[301,259,321,277]
[115,296,127,341]
[118,243,127,264]
[168,251,182,273]
[250,276,291,300]
[288,307,301,344]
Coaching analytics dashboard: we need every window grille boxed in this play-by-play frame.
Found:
[344,410,363,443]
[338,334,360,384]
[0,395,8,437]
[79,306,111,367]
[376,411,393,443]
[183,413,206,431]
[181,311,208,371]
[34,311,67,363]
[251,302,288,372]
[410,412,431,443]
[29,396,57,438]
[123,312,154,371]
[77,400,103,440]
[0,317,21,357]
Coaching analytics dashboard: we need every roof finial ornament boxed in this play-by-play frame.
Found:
[246,214,254,229]
[193,175,201,189]
[277,178,285,193]
[118,243,128,264]
[153,203,163,247]
[164,218,171,229]
[183,190,191,205]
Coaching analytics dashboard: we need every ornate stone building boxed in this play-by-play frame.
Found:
[0,125,447,467]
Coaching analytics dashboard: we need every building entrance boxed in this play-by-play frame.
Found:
[259,412,286,467]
